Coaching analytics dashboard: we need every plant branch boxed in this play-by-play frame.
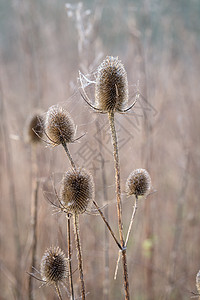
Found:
[55,283,63,300]
[67,215,75,300]
[73,214,85,300]
[62,141,76,170]
[28,166,40,300]
[93,200,122,250]
[108,111,130,300]
[114,196,138,280]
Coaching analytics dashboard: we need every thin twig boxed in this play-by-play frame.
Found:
[93,200,122,250]
[0,83,21,299]
[108,111,130,300]
[73,214,86,300]
[28,160,40,300]
[55,283,63,300]
[95,120,109,300]
[114,196,138,279]
[67,215,75,300]
[62,141,76,170]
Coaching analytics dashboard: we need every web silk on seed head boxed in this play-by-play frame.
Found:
[126,169,151,197]
[95,56,129,113]
[40,246,68,285]
[60,169,94,215]
[45,106,75,146]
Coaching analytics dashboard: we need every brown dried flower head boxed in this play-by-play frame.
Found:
[126,169,151,197]
[24,111,44,144]
[196,270,200,294]
[60,168,94,214]
[45,105,75,146]
[95,56,128,112]
[40,246,68,285]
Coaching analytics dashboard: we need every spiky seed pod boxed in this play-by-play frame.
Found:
[40,246,68,285]
[60,168,94,214]
[196,270,200,294]
[24,111,44,144]
[126,169,151,197]
[45,105,75,146]
[95,56,128,112]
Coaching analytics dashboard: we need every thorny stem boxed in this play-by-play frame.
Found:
[62,141,76,170]
[55,283,63,300]
[67,215,75,300]
[62,143,78,299]
[93,200,122,250]
[114,196,138,280]
[95,120,110,300]
[74,214,86,300]
[108,111,130,300]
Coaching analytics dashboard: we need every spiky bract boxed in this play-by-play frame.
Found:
[126,169,151,197]
[45,105,75,146]
[196,270,200,294]
[95,56,128,112]
[24,111,44,144]
[40,246,68,284]
[60,168,94,214]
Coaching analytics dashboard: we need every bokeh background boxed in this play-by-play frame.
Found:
[1,0,200,299]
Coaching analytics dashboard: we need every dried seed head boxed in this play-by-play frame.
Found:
[40,246,68,285]
[60,168,94,214]
[126,169,151,197]
[196,270,200,294]
[24,111,44,144]
[45,105,75,146]
[95,56,128,112]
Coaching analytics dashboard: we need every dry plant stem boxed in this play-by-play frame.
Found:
[67,215,75,300]
[93,200,122,250]
[28,166,40,300]
[55,283,63,300]
[95,120,109,300]
[1,87,21,299]
[114,196,138,280]
[73,214,86,300]
[108,111,130,300]
[62,141,76,170]
[165,153,190,300]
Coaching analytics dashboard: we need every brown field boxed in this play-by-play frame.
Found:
[0,1,200,299]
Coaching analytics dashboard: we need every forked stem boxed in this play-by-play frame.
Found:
[93,200,122,250]
[108,111,130,299]
[73,214,86,300]
[114,196,138,280]
[67,215,75,300]
[55,283,63,300]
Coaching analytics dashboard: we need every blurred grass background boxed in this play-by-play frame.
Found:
[0,0,200,299]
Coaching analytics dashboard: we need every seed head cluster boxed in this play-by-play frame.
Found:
[126,169,151,197]
[40,246,68,284]
[196,270,200,294]
[60,168,94,214]
[45,105,75,146]
[25,111,44,144]
[95,56,128,112]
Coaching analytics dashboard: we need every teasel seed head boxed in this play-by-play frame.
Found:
[60,168,94,214]
[40,246,68,285]
[126,169,151,197]
[45,105,75,146]
[24,111,44,144]
[196,270,200,294]
[95,56,128,112]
